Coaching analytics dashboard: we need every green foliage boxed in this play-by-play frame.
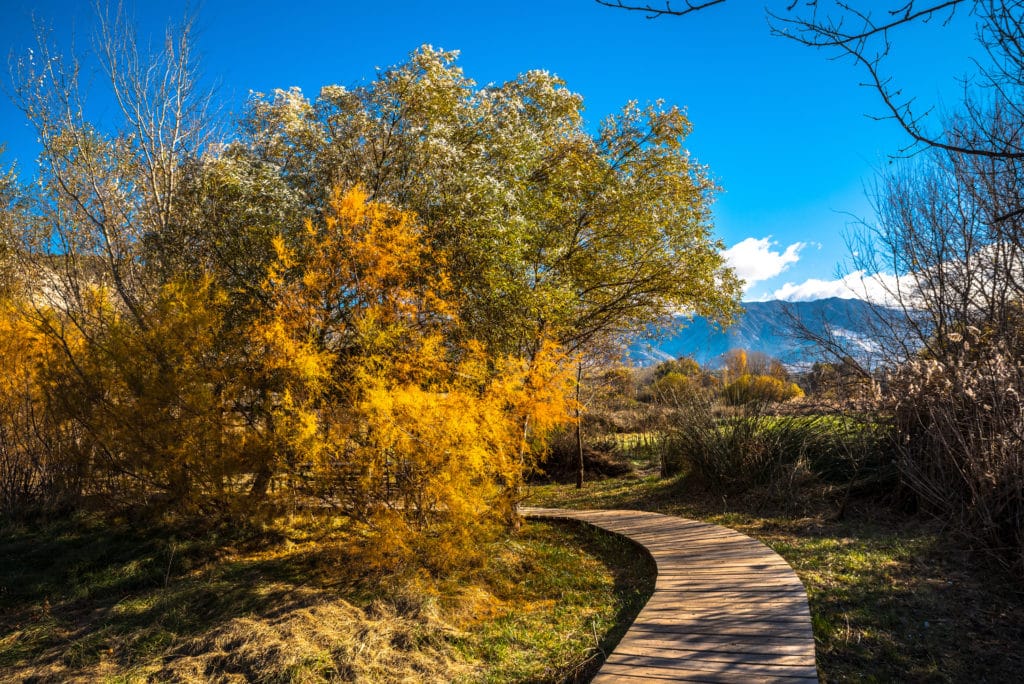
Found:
[662,401,893,493]
[653,356,702,379]
[243,46,741,355]
[649,372,706,404]
[640,356,717,405]
[157,150,306,311]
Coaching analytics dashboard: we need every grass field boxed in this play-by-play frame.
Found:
[0,513,654,682]
[527,472,1024,683]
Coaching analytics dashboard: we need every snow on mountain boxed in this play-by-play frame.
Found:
[629,297,888,368]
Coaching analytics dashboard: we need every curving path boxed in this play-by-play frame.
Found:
[523,507,818,683]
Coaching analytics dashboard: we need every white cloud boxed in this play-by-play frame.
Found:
[770,270,906,305]
[722,237,804,291]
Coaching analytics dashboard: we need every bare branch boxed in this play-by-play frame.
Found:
[594,0,726,19]
[769,1,965,49]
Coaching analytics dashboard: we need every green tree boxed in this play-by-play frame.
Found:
[242,46,741,360]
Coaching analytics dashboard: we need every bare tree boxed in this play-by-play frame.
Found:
[867,127,1024,567]
[598,2,1024,162]
[601,0,1024,567]
[595,0,726,18]
[8,3,216,328]
[5,4,219,505]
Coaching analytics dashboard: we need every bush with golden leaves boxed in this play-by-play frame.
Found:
[722,374,804,406]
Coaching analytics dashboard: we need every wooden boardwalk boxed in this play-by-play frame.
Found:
[523,507,818,683]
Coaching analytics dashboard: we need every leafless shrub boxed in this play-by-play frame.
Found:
[888,329,1024,570]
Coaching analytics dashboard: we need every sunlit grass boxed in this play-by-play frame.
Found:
[528,474,1024,682]
[0,514,653,682]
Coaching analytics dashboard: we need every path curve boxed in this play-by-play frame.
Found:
[523,507,818,683]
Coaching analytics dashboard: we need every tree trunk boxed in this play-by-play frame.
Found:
[249,463,273,500]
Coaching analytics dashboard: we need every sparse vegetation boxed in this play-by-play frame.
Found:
[521,343,1024,681]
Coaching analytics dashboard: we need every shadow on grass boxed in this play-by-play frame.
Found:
[1,512,664,683]
[0,514,354,677]
[525,518,656,684]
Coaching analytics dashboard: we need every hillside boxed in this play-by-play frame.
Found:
[630,297,887,367]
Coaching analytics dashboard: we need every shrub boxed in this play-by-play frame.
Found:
[539,427,635,482]
[889,337,1024,571]
[650,371,709,404]
[662,398,894,497]
[722,374,804,405]
[0,300,83,516]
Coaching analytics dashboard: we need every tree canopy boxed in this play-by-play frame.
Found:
[240,46,740,357]
[0,23,740,567]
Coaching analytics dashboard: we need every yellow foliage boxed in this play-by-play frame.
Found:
[722,373,804,406]
[36,275,254,507]
[0,298,60,513]
[8,184,576,569]
[257,187,575,567]
[723,348,748,380]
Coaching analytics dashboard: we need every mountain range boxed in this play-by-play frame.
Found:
[629,297,888,368]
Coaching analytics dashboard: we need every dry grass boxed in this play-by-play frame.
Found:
[158,599,463,683]
[0,512,653,682]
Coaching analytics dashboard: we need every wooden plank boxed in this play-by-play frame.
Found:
[522,506,818,682]
[595,662,819,683]
[615,634,816,657]
[613,646,815,666]
[642,595,811,609]
[638,606,812,618]
[626,624,814,641]
[654,581,806,591]
[594,675,817,684]
[656,569,801,578]
[620,628,814,641]
[605,652,819,678]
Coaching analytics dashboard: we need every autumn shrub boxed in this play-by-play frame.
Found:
[252,187,575,567]
[722,373,804,406]
[0,300,83,516]
[36,276,254,513]
[889,334,1024,570]
[1,183,576,575]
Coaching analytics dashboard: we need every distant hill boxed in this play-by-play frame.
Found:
[629,297,889,368]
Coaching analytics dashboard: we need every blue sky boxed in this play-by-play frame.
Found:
[0,1,983,301]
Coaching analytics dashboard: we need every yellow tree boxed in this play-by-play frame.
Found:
[256,186,574,566]
[38,275,248,510]
[0,298,77,515]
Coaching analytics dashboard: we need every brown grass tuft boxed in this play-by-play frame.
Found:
[160,599,468,683]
